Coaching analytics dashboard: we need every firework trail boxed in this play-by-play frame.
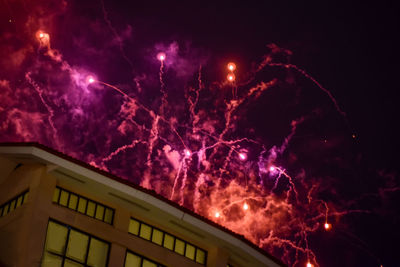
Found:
[1,4,391,265]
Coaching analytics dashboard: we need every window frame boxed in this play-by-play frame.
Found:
[52,187,115,226]
[41,219,111,267]
[124,250,166,267]
[0,190,29,218]
[128,217,207,265]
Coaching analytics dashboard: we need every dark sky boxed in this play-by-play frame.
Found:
[1,0,399,266]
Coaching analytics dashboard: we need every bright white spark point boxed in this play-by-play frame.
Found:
[157,52,166,61]
[215,212,220,218]
[227,62,236,72]
[87,76,95,84]
[39,33,44,38]
[184,149,191,157]
[243,203,249,210]
[324,223,331,230]
[269,166,276,172]
[306,262,313,267]
[238,152,247,161]
[227,73,235,82]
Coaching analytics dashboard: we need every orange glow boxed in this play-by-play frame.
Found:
[227,73,235,82]
[306,262,313,267]
[243,203,249,210]
[227,62,236,72]
[324,223,331,230]
[215,212,220,218]
[36,31,49,42]
[157,52,166,61]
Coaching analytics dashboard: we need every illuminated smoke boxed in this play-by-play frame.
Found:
[0,2,391,266]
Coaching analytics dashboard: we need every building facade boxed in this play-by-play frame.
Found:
[0,143,284,267]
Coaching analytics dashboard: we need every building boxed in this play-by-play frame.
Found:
[0,142,285,267]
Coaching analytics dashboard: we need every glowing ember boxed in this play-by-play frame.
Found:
[227,62,236,72]
[215,212,220,218]
[227,73,235,82]
[324,223,331,230]
[184,149,191,157]
[238,152,247,161]
[269,166,276,172]
[87,76,95,84]
[243,202,249,210]
[306,262,313,267]
[157,52,166,61]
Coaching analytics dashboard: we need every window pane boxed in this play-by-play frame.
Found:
[45,221,68,255]
[66,230,89,263]
[68,194,78,210]
[163,234,174,250]
[16,195,24,207]
[3,204,9,215]
[104,208,113,224]
[77,198,87,213]
[23,192,29,203]
[41,252,63,267]
[125,252,141,267]
[87,238,109,267]
[174,239,185,255]
[139,224,152,240]
[9,200,16,212]
[53,188,60,203]
[142,259,157,267]
[64,259,84,267]
[95,205,105,220]
[196,249,206,264]
[129,219,140,235]
[185,244,195,260]
[59,190,69,206]
[86,201,96,217]
[151,229,163,245]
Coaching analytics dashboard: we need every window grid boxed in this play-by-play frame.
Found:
[125,250,165,267]
[129,217,207,265]
[53,187,114,225]
[41,219,110,267]
[0,190,29,218]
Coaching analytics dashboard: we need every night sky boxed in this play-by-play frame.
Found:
[1,1,399,266]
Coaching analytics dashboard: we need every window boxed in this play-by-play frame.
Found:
[0,190,29,218]
[125,251,165,267]
[53,187,114,225]
[128,218,207,265]
[41,220,110,267]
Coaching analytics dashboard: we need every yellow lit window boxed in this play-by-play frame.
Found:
[143,259,157,267]
[196,249,206,264]
[139,224,152,240]
[68,194,78,210]
[66,230,89,263]
[16,195,24,207]
[185,244,195,260]
[3,204,9,215]
[45,221,68,255]
[64,259,83,267]
[9,200,16,212]
[125,252,142,267]
[86,201,96,217]
[53,188,60,203]
[23,191,29,203]
[95,205,105,220]
[77,197,87,213]
[151,229,163,245]
[163,234,174,250]
[129,219,140,235]
[87,238,109,267]
[174,239,185,255]
[104,208,113,224]
[59,190,69,206]
[41,252,63,267]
